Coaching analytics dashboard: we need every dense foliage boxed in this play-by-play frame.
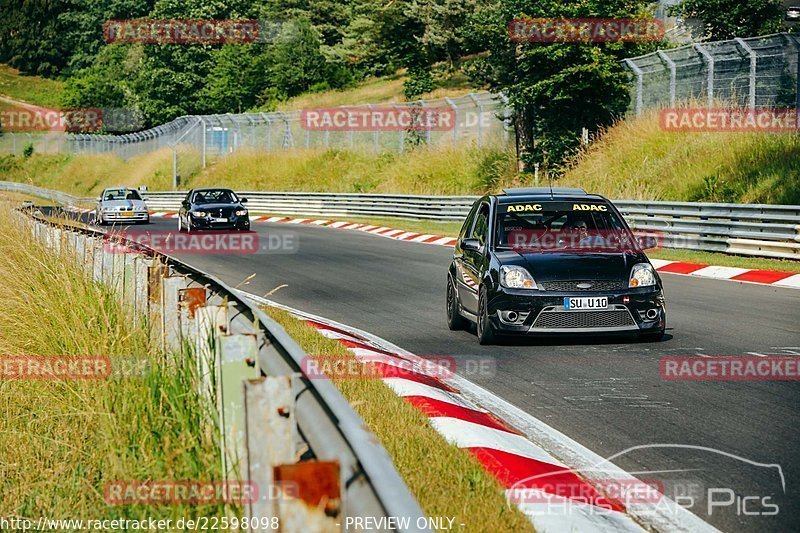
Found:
[669,0,784,41]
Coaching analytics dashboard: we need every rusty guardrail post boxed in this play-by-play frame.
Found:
[161,274,188,353]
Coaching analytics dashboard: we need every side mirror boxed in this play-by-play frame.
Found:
[96,196,102,202]
[240,197,248,204]
[181,200,190,208]
[461,238,482,252]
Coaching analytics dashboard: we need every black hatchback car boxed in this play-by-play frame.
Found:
[177,188,250,232]
[446,188,666,344]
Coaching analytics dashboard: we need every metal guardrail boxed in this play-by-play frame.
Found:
[142,191,800,260]
[18,199,428,532]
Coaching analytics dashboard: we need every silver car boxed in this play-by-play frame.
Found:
[95,187,149,225]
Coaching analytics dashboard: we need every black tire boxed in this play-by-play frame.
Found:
[477,287,496,345]
[446,276,468,331]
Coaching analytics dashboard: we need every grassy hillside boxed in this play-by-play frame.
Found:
[560,109,800,205]
[277,70,477,111]
[0,145,519,198]
[0,64,64,108]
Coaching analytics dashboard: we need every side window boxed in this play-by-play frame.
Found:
[459,203,480,240]
[472,204,490,246]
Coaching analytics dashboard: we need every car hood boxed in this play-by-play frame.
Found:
[101,199,147,209]
[191,202,242,211]
[494,250,648,281]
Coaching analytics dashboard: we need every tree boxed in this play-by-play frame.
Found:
[466,0,660,172]
[669,0,783,41]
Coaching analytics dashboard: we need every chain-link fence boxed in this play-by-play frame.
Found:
[0,92,511,159]
[624,32,800,114]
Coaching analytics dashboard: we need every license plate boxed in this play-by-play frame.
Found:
[565,297,608,310]
[120,211,134,217]
[212,217,228,223]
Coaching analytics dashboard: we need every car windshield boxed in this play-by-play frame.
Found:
[494,200,634,252]
[104,189,142,201]
[193,189,237,204]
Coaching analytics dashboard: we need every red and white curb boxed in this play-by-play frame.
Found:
[147,212,459,247]
[649,258,800,289]
[149,211,800,290]
[242,292,719,533]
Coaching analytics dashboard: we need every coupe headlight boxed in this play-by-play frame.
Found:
[629,263,657,288]
[192,211,208,218]
[500,265,537,289]
[235,209,248,216]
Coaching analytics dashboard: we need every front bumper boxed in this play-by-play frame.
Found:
[190,214,250,230]
[486,285,665,335]
[100,211,149,223]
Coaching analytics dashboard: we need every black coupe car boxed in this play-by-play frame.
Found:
[177,188,250,232]
[446,187,666,344]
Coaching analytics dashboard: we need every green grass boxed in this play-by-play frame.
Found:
[267,308,534,533]
[560,108,800,205]
[0,204,227,520]
[0,64,64,108]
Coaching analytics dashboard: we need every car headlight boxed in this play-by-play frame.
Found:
[235,209,248,216]
[500,265,537,289]
[629,263,657,288]
[101,207,111,212]
[192,211,208,218]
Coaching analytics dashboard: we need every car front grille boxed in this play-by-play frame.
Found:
[541,280,626,292]
[533,309,636,329]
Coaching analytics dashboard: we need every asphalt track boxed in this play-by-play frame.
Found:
[128,217,800,532]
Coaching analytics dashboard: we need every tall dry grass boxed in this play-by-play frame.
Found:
[0,204,225,521]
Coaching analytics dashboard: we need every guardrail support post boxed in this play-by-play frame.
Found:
[93,238,105,282]
[195,305,229,399]
[161,275,188,354]
[218,333,260,482]
[244,376,297,529]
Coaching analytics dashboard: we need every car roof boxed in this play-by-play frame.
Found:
[192,187,234,192]
[494,187,607,204]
